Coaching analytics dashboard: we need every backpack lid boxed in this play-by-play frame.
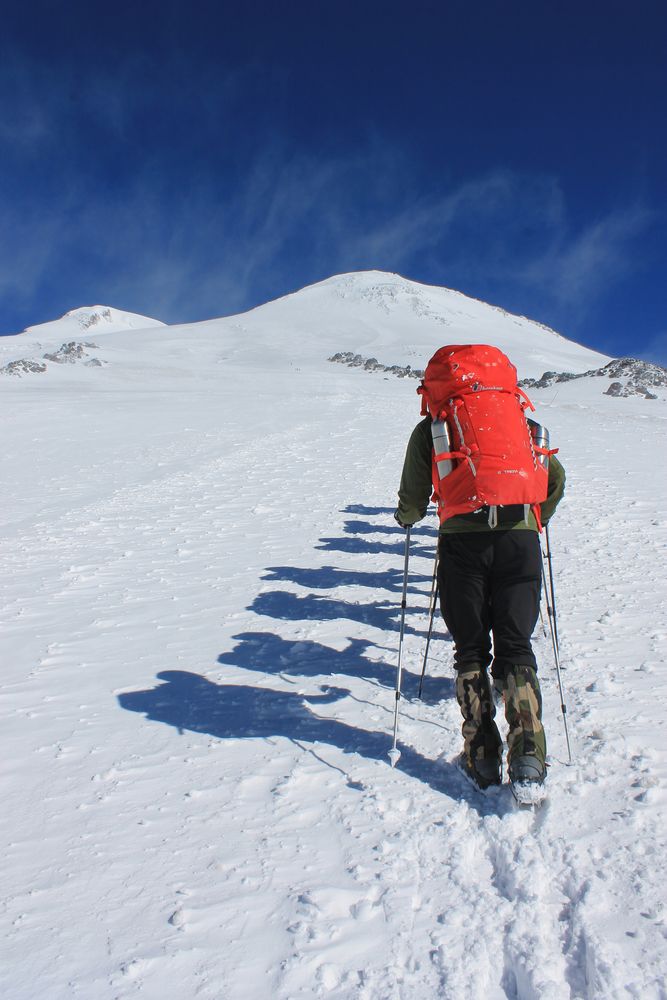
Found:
[418,344,519,418]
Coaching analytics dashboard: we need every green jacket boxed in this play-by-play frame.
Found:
[397,416,566,533]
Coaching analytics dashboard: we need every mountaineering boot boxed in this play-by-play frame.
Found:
[508,755,544,783]
[455,666,502,790]
[499,665,547,791]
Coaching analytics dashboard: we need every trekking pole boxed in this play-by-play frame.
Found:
[540,528,573,764]
[418,547,439,699]
[544,523,560,655]
[388,526,411,768]
[539,604,548,639]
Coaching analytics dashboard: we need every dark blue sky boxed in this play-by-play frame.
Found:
[1,0,665,362]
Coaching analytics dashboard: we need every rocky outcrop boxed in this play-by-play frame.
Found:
[329,351,666,399]
[328,352,424,380]
[1,342,106,376]
[43,341,99,364]
[0,359,48,376]
[519,357,666,400]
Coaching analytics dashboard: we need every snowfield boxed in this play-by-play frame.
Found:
[1,272,666,1000]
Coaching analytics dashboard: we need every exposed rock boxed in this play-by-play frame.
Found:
[0,358,48,376]
[43,341,99,364]
[329,351,666,399]
[604,380,657,400]
[77,309,112,329]
[328,352,424,380]
[1,341,105,376]
[519,357,666,399]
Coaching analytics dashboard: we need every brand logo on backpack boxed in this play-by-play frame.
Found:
[417,345,556,527]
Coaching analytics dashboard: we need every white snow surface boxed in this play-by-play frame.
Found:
[2,271,666,1000]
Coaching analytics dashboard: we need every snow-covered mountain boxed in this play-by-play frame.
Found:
[2,271,609,379]
[2,272,666,1000]
[21,304,166,341]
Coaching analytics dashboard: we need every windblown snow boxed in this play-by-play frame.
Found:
[1,272,666,1000]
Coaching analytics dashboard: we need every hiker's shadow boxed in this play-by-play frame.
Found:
[219,631,384,680]
[316,535,434,557]
[217,631,453,700]
[319,507,439,559]
[342,519,414,538]
[118,670,481,806]
[249,590,433,636]
[343,505,395,516]
[261,564,431,597]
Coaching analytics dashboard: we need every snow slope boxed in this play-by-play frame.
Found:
[1,272,666,1000]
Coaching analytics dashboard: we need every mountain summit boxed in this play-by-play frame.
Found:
[2,271,609,382]
[20,305,166,342]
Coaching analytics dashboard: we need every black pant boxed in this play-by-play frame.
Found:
[437,531,542,679]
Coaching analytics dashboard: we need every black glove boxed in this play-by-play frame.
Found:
[394,510,409,529]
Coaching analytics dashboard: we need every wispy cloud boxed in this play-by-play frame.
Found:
[0,65,657,338]
[327,170,652,322]
[514,205,654,307]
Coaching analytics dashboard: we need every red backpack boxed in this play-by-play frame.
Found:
[417,344,553,527]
